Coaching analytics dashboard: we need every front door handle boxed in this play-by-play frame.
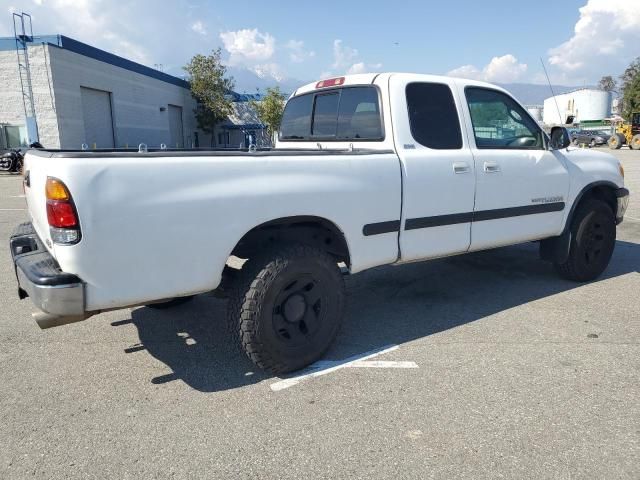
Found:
[484,161,501,173]
[453,162,470,174]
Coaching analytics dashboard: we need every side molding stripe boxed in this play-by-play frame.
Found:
[405,212,473,230]
[363,220,401,236]
[472,202,565,222]
[363,202,565,236]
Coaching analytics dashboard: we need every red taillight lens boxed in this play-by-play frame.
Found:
[46,200,78,228]
[316,77,345,89]
[45,177,81,244]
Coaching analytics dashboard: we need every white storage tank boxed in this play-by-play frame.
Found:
[526,105,543,122]
[543,89,611,125]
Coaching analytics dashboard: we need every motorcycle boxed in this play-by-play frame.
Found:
[0,149,23,173]
[0,142,42,173]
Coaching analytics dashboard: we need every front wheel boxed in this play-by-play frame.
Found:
[631,134,640,150]
[608,134,622,149]
[554,199,616,282]
[227,244,345,374]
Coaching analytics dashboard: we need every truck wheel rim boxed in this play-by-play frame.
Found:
[582,218,605,265]
[272,275,324,346]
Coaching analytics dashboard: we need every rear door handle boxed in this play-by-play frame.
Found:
[453,162,470,174]
[483,161,501,173]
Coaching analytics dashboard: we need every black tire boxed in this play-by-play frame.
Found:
[608,134,622,149]
[146,295,195,309]
[618,133,628,148]
[227,244,345,374]
[554,199,616,282]
[589,139,596,148]
[631,134,640,150]
[571,137,578,146]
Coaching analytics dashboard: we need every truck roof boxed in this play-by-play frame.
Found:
[291,72,511,98]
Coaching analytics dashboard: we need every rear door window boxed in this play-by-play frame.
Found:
[280,86,383,141]
[406,83,462,149]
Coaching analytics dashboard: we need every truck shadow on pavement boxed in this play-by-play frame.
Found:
[124,236,640,393]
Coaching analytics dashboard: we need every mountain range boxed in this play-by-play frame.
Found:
[228,67,588,105]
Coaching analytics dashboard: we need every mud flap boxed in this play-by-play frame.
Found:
[539,231,571,264]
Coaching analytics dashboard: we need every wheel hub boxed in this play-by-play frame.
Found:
[283,294,307,323]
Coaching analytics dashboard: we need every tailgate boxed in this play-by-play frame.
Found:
[23,150,55,255]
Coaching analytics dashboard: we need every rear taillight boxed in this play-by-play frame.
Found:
[45,177,81,244]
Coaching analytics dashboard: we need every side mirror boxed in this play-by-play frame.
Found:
[549,126,571,150]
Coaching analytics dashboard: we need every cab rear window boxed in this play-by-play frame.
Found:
[280,86,383,141]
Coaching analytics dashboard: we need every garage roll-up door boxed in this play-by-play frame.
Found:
[168,104,184,148]
[81,87,114,148]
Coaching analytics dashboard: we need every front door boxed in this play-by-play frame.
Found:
[391,78,476,262]
[461,86,570,251]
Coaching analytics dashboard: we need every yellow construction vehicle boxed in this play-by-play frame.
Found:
[608,112,640,149]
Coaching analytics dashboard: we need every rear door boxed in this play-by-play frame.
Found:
[390,76,476,262]
[168,104,184,148]
[461,86,569,250]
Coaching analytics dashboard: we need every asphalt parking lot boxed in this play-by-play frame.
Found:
[1,149,639,479]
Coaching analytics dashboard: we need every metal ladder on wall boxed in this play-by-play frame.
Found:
[13,12,39,143]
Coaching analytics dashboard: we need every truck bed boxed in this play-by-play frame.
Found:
[28,147,395,158]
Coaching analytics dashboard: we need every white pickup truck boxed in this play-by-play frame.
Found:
[11,73,629,373]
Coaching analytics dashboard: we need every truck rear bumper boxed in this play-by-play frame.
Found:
[10,222,88,327]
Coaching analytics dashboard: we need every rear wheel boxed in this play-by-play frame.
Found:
[631,134,640,150]
[227,244,345,374]
[571,137,579,146]
[608,134,622,149]
[589,138,596,148]
[554,199,616,282]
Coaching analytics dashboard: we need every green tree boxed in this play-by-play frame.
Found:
[597,75,617,92]
[620,57,640,120]
[183,49,234,146]
[250,86,286,144]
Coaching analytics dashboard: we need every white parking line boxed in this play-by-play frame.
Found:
[0,208,26,211]
[349,360,418,369]
[270,345,417,391]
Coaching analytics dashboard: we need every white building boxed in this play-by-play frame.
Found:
[525,105,543,122]
[0,34,267,150]
[542,88,611,125]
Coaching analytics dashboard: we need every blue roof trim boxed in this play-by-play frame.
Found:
[0,34,63,50]
[220,124,265,130]
[0,34,190,89]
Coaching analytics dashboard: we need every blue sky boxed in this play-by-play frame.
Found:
[1,0,639,88]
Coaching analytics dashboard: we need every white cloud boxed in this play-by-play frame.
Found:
[448,54,527,83]
[0,0,215,69]
[252,63,285,82]
[191,21,207,36]
[326,40,381,76]
[286,39,315,63]
[332,39,358,70]
[346,62,383,75]
[219,28,275,65]
[347,62,366,74]
[219,28,287,82]
[547,0,640,83]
